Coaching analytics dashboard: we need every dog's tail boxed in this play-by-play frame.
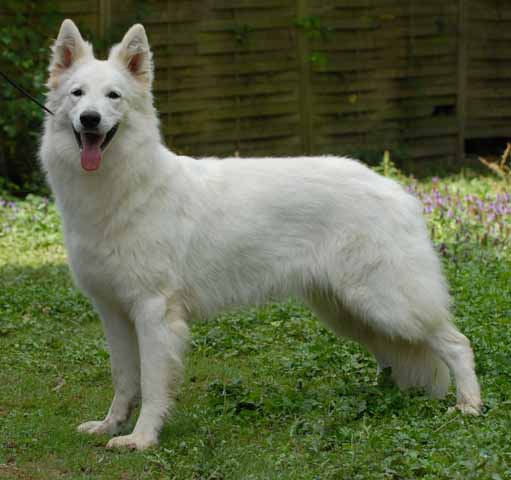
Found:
[369,337,450,398]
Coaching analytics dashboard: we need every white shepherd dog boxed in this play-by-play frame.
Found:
[40,20,481,450]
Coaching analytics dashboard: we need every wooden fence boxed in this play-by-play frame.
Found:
[8,0,511,166]
[136,0,463,163]
[466,0,511,142]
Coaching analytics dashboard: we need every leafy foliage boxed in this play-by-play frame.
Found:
[295,16,333,42]
[0,1,60,193]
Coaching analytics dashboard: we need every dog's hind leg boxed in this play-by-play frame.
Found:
[364,335,451,399]
[106,296,190,451]
[426,324,481,415]
[77,298,140,436]
[308,283,480,413]
[310,299,449,398]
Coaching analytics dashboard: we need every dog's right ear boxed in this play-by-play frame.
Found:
[48,19,93,88]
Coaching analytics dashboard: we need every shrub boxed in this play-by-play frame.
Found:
[0,1,59,194]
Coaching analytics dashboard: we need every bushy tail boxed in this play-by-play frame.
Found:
[369,337,450,398]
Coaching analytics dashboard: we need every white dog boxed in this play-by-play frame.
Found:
[40,19,481,450]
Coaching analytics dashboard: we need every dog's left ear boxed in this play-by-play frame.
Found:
[110,24,153,86]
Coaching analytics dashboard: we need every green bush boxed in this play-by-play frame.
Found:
[0,1,59,194]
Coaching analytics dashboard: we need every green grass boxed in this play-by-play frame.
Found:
[1,174,510,479]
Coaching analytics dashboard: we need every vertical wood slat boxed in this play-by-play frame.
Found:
[167,0,172,146]
[296,0,313,155]
[98,0,111,39]
[457,0,467,163]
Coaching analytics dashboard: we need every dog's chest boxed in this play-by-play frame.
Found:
[64,221,176,302]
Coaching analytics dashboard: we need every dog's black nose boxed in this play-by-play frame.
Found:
[80,111,101,129]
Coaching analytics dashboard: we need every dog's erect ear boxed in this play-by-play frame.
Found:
[110,24,153,86]
[48,19,93,88]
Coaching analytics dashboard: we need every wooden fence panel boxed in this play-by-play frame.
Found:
[135,0,460,163]
[4,0,511,166]
[308,0,459,164]
[138,0,302,157]
[466,0,511,141]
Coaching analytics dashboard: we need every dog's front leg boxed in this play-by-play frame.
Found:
[77,298,140,436]
[106,296,189,451]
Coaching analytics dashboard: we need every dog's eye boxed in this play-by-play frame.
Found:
[71,88,83,97]
[107,91,121,100]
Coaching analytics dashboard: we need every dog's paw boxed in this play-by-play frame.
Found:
[456,402,481,416]
[447,401,481,416]
[77,419,120,435]
[106,432,158,451]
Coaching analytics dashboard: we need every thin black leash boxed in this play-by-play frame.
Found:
[0,70,54,116]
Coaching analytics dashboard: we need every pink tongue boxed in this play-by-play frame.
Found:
[81,140,102,171]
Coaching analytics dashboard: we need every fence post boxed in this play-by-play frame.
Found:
[297,0,313,155]
[457,0,467,164]
[98,0,112,40]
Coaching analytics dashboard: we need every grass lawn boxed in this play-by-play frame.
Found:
[0,171,510,479]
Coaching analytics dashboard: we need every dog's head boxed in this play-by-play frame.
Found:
[46,19,154,172]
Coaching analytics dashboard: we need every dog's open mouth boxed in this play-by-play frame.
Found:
[73,124,119,171]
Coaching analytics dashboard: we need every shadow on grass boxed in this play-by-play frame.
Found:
[0,261,98,335]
